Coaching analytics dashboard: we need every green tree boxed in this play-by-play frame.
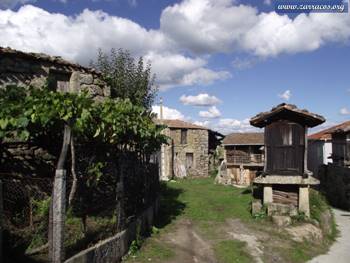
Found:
[91,48,156,109]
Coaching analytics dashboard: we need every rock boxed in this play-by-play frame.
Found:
[268,203,298,217]
[319,209,333,236]
[272,215,292,227]
[79,73,93,85]
[252,200,262,214]
[286,223,323,243]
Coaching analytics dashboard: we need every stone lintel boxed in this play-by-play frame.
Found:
[254,175,319,185]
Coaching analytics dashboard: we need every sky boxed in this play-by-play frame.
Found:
[0,0,349,134]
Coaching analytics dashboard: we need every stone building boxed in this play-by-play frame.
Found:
[156,119,222,180]
[0,47,110,98]
[219,133,264,186]
[0,47,110,176]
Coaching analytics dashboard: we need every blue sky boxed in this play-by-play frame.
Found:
[0,0,349,134]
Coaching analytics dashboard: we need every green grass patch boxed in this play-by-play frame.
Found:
[125,238,175,263]
[168,178,253,223]
[214,240,254,263]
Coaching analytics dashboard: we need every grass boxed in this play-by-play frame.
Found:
[127,178,337,263]
[214,240,254,263]
[125,238,175,263]
[168,178,253,223]
[310,189,338,241]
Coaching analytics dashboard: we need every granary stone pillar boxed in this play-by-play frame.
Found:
[298,186,310,217]
[263,185,273,204]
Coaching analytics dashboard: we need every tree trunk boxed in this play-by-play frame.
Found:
[68,135,77,206]
[49,124,71,263]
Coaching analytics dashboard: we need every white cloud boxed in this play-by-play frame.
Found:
[152,105,185,120]
[199,106,221,118]
[145,52,229,90]
[231,57,260,70]
[1,0,350,91]
[0,0,35,9]
[242,12,350,57]
[278,90,292,101]
[161,0,350,57]
[263,0,272,5]
[0,5,229,89]
[340,107,350,115]
[160,0,259,54]
[180,93,221,106]
[217,118,257,134]
[193,120,211,127]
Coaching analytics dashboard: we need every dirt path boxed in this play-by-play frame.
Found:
[308,209,350,263]
[161,219,217,263]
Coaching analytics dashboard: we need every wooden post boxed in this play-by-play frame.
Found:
[50,72,75,262]
[0,180,3,262]
[52,170,66,262]
[264,132,267,173]
[304,126,308,177]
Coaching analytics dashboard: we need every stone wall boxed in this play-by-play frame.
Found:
[0,142,56,177]
[162,128,209,179]
[319,164,350,210]
[0,47,110,100]
[64,199,159,263]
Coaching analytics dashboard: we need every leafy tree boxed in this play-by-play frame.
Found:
[91,48,157,109]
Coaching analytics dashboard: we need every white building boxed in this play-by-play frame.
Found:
[308,121,350,176]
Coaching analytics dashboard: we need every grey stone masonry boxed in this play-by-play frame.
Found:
[162,127,209,179]
[0,47,110,100]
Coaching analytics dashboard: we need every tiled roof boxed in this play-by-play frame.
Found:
[155,119,208,130]
[250,103,325,128]
[308,121,350,140]
[223,132,264,145]
[0,46,98,74]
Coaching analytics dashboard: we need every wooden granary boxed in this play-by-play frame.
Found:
[250,103,325,216]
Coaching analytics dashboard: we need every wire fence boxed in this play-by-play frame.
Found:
[1,142,160,262]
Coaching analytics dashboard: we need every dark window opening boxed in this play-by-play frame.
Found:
[181,129,187,144]
[48,71,70,92]
[186,153,194,169]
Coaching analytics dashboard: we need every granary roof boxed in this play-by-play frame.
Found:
[223,133,264,145]
[308,121,350,140]
[250,103,325,128]
[155,119,209,130]
[0,46,98,74]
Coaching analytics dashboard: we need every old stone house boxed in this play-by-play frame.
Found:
[221,133,264,186]
[156,119,222,180]
[0,47,110,176]
[0,47,110,98]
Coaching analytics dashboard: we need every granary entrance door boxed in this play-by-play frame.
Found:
[265,121,305,175]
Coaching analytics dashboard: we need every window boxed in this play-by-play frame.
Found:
[186,153,193,169]
[181,129,187,144]
[282,125,293,145]
[48,70,70,92]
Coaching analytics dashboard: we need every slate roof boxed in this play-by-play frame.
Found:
[0,46,98,74]
[223,132,264,145]
[308,121,350,140]
[155,119,209,130]
[250,103,325,128]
